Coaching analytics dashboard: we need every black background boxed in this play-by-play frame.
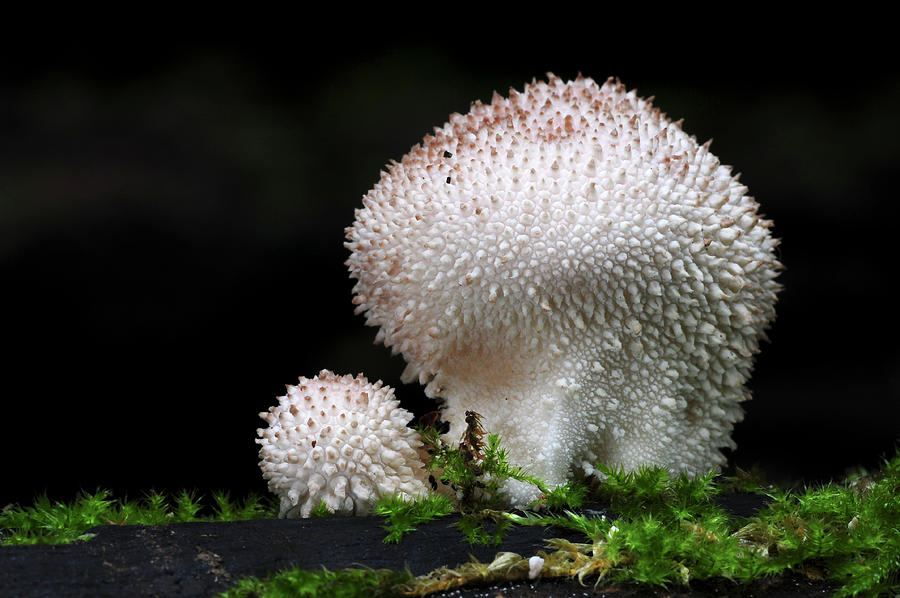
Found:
[2,16,898,508]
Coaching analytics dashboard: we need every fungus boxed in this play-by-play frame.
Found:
[257,369,430,517]
[528,555,545,579]
[346,74,782,506]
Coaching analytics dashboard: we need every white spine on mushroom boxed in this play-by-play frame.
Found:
[256,369,430,517]
[346,75,782,506]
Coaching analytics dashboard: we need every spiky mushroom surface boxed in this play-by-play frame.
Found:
[257,370,430,517]
[346,74,782,506]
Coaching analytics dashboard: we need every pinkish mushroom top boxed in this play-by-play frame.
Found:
[346,74,781,506]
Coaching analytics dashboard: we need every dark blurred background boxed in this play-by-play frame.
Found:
[2,20,898,508]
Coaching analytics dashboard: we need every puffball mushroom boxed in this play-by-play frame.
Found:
[256,369,430,517]
[346,74,782,506]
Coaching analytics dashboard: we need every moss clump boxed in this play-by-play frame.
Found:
[220,566,414,598]
[308,500,335,518]
[374,494,454,544]
[498,452,900,596]
[740,454,900,596]
[403,412,588,545]
[367,442,900,596]
[0,489,275,546]
[418,411,545,511]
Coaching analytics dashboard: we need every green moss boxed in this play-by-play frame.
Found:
[374,494,453,544]
[498,451,900,596]
[595,463,724,522]
[454,509,515,546]
[326,446,900,597]
[309,500,334,518]
[219,566,414,598]
[411,413,589,545]
[743,454,900,596]
[4,431,897,598]
[0,489,276,546]
[419,413,549,512]
[541,480,589,510]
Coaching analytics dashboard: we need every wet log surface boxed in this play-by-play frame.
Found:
[0,493,838,597]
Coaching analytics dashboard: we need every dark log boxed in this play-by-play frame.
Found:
[0,494,838,597]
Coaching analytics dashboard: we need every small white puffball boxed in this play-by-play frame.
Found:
[528,555,545,579]
[346,74,782,506]
[256,369,430,517]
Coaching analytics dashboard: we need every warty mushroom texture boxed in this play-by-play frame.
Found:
[257,370,430,517]
[346,74,782,506]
